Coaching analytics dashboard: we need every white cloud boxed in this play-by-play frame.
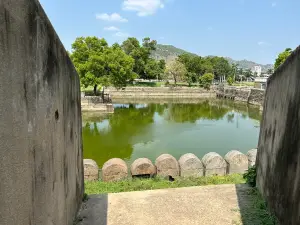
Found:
[258,41,271,46]
[123,0,165,16]
[104,26,120,31]
[96,13,128,22]
[271,2,277,7]
[114,32,130,38]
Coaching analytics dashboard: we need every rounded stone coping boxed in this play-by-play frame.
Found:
[84,159,99,169]
[179,153,203,177]
[202,152,226,169]
[247,149,257,167]
[179,153,203,169]
[155,154,179,177]
[102,158,128,182]
[130,158,156,176]
[83,159,99,181]
[246,149,257,161]
[224,150,248,164]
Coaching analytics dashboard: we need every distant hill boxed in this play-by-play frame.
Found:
[151,44,197,63]
[151,44,273,72]
[225,58,273,72]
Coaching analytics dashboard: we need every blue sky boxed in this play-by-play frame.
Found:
[39,0,300,64]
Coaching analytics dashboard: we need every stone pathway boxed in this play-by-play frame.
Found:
[77,184,253,225]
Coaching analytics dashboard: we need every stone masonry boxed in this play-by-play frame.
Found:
[0,1,83,225]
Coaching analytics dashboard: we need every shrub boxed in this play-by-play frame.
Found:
[199,73,214,90]
[243,166,257,187]
[227,76,234,86]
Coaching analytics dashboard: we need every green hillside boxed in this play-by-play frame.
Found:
[151,44,273,72]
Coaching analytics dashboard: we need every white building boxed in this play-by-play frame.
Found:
[252,66,262,76]
[254,77,267,89]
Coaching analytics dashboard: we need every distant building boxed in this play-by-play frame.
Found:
[254,77,267,89]
[252,66,262,76]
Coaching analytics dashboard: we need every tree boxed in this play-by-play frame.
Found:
[199,73,214,90]
[165,60,187,85]
[178,54,214,82]
[70,36,108,95]
[121,37,158,79]
[274,48,292,70]
[144,59,163,80]
[209,57,232,79]
[70,36,135,95]
[227,76,234,86]
[244,69,253,79]
[231,63,239,81]
[104,47,135,89]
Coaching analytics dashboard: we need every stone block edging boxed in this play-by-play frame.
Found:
[83,149,257,182]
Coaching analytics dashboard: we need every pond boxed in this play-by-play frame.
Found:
[82,99,261,167]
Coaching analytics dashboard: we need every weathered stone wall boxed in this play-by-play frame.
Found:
[106,87,215,98]
[256,46,300,225]
[217,86,264,106]
[81,97,114,112]
[248,88,265,106]
[0,1,83,225]
[235,88,251,102]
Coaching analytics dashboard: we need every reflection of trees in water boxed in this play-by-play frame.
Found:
[82,100,261,166]
[164,100,230,123]
[227,113,235,123]
[83,105,156,167]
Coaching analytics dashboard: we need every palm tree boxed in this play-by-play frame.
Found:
[231,63,239,81]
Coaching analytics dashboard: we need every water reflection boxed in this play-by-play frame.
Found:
[83,99,261,167]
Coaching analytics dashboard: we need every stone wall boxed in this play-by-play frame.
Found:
[106,87,215,99]
[256,45,300,225]
[248,88,265,106]
[81,97,114,113]
[0,1,83,225]
[84,149,257,181]
[217,86,264,106]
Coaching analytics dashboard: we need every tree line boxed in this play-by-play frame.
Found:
[70,36,239,91]
[70,35,295,93]
[70,36,165,94]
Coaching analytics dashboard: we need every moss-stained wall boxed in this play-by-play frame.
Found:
[0,1,83,225]
[256,45,300,225]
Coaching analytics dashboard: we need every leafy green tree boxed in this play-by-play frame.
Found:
[185,72,197,86]
[165,60,187,85]
[144,59,163,80]
[104,47,135,89]
[201,60,214,74]
[227,76,234,86]
[209,57,232,79]
[70,36,135,94]
[274,48,292,70]
[121,37,158,79]
[199,73,214,90]
[178,54,214,82]
[70,36,108,94]
[238,68,243,75]
[244,69,253,79]
[231,63,238,81]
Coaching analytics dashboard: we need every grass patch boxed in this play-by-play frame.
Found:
[233,188,279,225]
[85,174,245,194]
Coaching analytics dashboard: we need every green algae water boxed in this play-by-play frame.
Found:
[82,99,261,167]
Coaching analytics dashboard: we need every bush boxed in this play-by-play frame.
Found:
[243,166,257,187]
[227,76,234,86]
[199,73,214,90]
